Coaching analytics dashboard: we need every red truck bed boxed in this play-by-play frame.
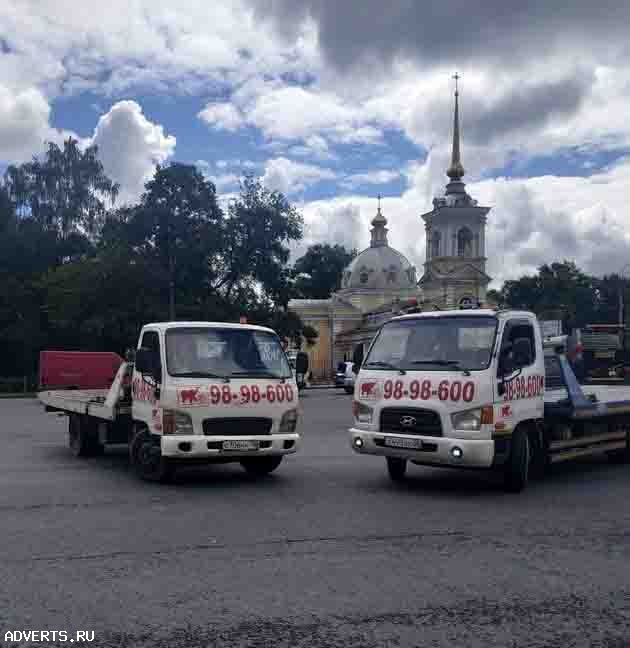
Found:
[39,351,123,390]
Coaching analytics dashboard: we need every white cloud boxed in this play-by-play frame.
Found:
[198,103,245,132]
[0,84,78,163]
[90,100,176,203]
[207,173,241,192]
[262,157,336,195]
[341,169,400,189]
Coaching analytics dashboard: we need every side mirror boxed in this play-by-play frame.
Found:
[352,363,359,375]
[135,347,154,375]
[513,337,533,368]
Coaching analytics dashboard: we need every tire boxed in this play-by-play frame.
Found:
[607,438,630,463]
[68,415,103,457]
[129,427,174,483]
[504,428,530,493]
[240,455,283,476]
[386,457,407,482]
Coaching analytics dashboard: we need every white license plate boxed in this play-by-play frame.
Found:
[222,440,260,451]
[385,436,423,450]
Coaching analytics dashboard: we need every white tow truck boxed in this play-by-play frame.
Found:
[38,321,301,481]
[349,308,630,492]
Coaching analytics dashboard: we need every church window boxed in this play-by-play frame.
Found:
[457,227,473,257]
[431,230,441,258]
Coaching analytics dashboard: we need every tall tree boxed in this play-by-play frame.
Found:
[212,177,303,306]
[123,163,223,320]
[292,243,356,299]
[4,138,119,239]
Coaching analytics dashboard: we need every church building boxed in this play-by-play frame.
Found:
[289,78,493,382]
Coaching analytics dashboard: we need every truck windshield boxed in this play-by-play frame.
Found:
[166,328,292,379]
[363,316,498,372]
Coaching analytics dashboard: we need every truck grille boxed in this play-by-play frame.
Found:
[203,418,273,436]
[380,408,442,437]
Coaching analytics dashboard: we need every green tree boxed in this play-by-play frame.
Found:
[122,163,223,320]
[4,138,119,239]
[499,261,597,328]
[292,243,356,299]
[213,177,303,306]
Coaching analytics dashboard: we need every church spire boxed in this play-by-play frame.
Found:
[370,194,388,247]
[446,73,465,185]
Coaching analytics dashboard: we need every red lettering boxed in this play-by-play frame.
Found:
[421,380,431,400]
[393,380,403,400]
[462,381,475,403]
[438,380,449,401]
[450,381,462,402]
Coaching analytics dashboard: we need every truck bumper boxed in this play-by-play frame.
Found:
[161,433,300,459]
[349,428,495,469]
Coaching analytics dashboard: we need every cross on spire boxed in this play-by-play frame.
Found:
[453,72,460,95]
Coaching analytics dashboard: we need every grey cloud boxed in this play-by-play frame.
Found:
[249,1,629,70]
[419,75,593,147]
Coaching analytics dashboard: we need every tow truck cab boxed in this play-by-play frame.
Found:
[349,309,546,490]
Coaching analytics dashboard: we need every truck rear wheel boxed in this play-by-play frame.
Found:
[504,428,530,493]
[240,455,283,476]
[386,457,407,481]
[68,415,104,457]
[130,427,174,483]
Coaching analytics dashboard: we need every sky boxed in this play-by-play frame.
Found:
[2,0,630,287]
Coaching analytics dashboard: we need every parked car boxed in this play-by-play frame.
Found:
[335,362,353,388]
[335,361,355,394]
[343,369,355,394]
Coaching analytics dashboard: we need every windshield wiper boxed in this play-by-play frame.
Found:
[363,361,406,375]
[409,360,471,376]
[171,371,231,382]
[230,370,288,382]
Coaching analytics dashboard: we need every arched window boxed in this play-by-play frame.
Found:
[431,230,441,258]
[457,227,473,257]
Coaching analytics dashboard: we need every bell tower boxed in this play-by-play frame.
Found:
[418,74,492,309]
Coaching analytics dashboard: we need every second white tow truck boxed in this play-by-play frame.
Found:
[350,308,630,492]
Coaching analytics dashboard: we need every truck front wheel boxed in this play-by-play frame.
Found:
[68,415,104,457]
[240,455,283,476]
[386,457,407,481]
[504,428,530,493]
[130,427,174,483]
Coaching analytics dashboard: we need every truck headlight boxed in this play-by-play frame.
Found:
[352,401,374,424]
[162,409,194,435]
[451,406,493,432]
[279,408,299,433]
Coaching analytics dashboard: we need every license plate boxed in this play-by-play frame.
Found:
[222,440,259,451]
[384,436,423,450]
[595,351,615,359]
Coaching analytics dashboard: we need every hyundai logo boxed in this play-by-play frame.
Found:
[400,416,416,427]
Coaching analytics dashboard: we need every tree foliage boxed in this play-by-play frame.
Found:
[292,243,356,299]
[4,138,119,238]
[0,141,320,383]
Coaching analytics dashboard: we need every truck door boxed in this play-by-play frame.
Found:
[496,319,544,423]
[132,330,162,428]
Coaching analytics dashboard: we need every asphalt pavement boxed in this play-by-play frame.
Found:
[2,391,630,647]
